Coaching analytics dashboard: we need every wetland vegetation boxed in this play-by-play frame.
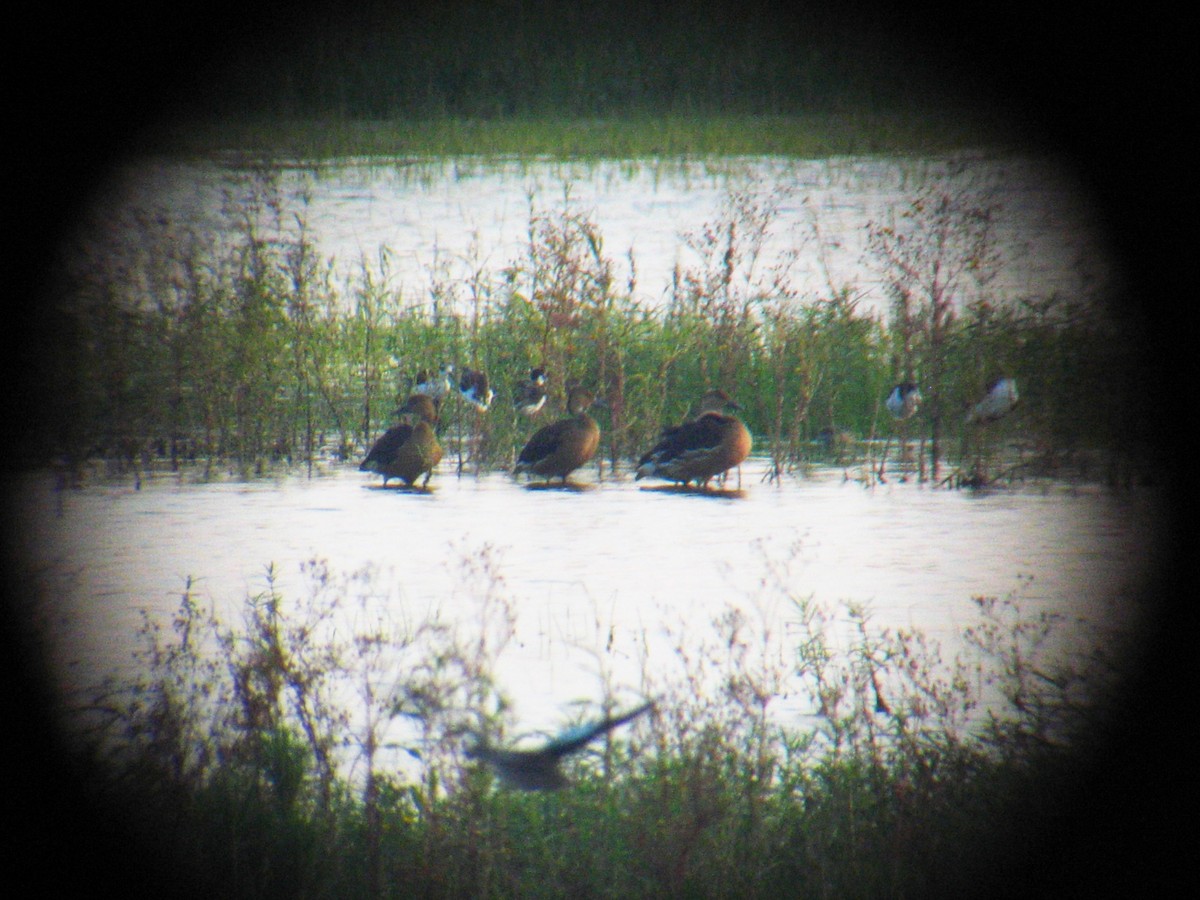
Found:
[40,160,1145,492]
[13,3,1175,896]
[69,551,1123,898]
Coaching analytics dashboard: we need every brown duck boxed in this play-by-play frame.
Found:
[359,394,443,488]
[636,389,752,487]
[513,386,602,484]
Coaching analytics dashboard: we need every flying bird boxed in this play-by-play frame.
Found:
[465,702,654,790]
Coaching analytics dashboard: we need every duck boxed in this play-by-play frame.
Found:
[513,386,602,484]
[636,389,752,488]
[359,394,443,488]
[514,366,549,416]
[465,701,654,791]
[458,366,495,411]
[885,382,922,421]
[414,364,455,404]
[965,377,1019,425]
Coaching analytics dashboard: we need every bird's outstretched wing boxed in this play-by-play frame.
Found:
[545,702,654,758]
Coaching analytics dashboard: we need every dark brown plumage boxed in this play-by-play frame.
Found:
[359,394,443,488]
[636,389,752,487]
[513,386,601,483]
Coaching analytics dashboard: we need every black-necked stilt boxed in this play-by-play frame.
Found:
[885,382,922,421]
[458,366,495,411]
[966,377,1019,425]
[514,366,549,416]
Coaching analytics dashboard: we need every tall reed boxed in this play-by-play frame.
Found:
[67,546,1123,897]
[45,163,1134,488]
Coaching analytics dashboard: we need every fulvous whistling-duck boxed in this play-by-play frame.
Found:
[514,386,602,483]
[636,389,752,487]
[359,394,443,488]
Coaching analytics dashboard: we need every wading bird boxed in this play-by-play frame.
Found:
[414,364,455,405]
[466,702,654,790]
[513,386,602,484]
[359,394,442,488]
[885,382,922,421]
[514,366,549,416]
[966,377,1019,425]
[636,389,752,488]
[458,366,495,411]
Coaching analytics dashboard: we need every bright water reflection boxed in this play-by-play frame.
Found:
[15,459,1157,735]
[86,153,1108,316]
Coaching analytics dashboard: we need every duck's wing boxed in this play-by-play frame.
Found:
[545,702,654,758]
[517,419,570,465]
[639,414,728,466]
[360,423,414,470]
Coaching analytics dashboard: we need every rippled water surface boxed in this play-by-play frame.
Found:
[33,150,1141,735]
[86,153,1108,314]
[14,460,1159,732]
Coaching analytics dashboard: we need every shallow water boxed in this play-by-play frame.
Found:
[13,458,1158,738]
[37,149,1135,740]
[83,153,1109,315]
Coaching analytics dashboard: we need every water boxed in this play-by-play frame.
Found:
[80,153,1110,315]
[31,149,1142,741]
[13,459,1158,738]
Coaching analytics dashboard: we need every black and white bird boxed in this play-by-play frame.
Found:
[458,366,495,411]
[414,364,455,404]
[966,377,1019,424]
[465,701,654,790]
[514,366,549,416]
[885,382,922,421]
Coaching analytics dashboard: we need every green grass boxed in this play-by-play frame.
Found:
[146,111,1014,162]
[63,553,1120,898]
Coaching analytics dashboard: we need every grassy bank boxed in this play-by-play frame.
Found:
[65,553,1117,898]
[145,112,1012,162]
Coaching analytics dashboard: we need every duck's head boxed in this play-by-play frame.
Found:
[395,393,440,425]
[565,386,605,415]
[697,389,740,415]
